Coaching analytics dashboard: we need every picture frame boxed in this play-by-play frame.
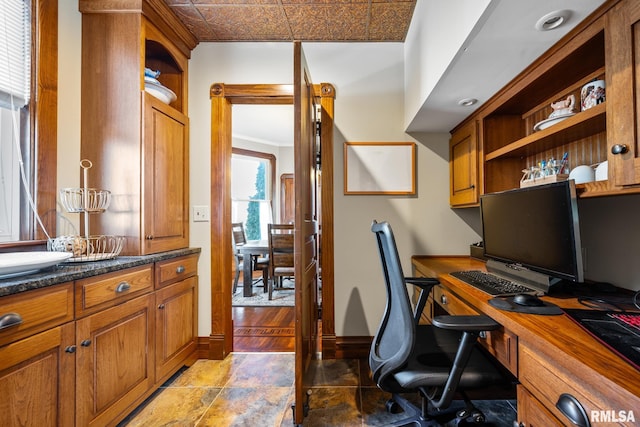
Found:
[344,142,416,195]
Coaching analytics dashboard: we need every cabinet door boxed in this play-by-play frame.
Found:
[155,276,198,382]
[143,93,189,254]
[606,0,640,186]
[76,294,154,427]
[0,323,75,427]
[449,120,479,206]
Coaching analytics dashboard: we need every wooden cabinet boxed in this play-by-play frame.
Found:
[75,294,154,427]
[450,0,640,201]
[605,0,640,186]
[0,284,75,427]
[449,120,479,206]
[154,255,198,383]
[79,1,196,255]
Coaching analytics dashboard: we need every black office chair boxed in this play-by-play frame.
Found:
[369,220,511,426]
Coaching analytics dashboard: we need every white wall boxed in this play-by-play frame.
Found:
[57,0,82,235]
[403,0,491,130]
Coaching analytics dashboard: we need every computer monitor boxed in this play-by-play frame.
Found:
[480,180,584,290]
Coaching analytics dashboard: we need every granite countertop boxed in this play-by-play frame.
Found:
[0,247,201,298]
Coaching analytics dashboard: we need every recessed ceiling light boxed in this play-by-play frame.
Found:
[458,98,477,107]
[535,10,571,31]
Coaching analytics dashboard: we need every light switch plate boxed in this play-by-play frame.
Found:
[193,205,210,222]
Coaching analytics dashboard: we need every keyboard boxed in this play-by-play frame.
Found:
[611,313,640,332]
[450,270,535,296]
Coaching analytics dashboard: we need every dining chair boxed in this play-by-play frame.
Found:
[231,222,269,294]
[267,223,295,300]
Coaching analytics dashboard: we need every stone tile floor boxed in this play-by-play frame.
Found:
[118,353,516,426]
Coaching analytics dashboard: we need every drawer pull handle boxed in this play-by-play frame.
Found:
[0,312,23,330]
[65,345,77,353]
[440,295,448,305]
[158,304,165,309]
[115,282,131,293]
[555,393,590,427]
[81,339,92,347]
[176,265,185,274]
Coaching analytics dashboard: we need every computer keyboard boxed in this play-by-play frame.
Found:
[450,270,535,296]
[610,313,640,333]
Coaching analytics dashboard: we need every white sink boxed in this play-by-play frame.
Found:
[0,252,72,279]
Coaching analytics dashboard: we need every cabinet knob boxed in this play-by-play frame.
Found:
[0,312,23,330]
[611,144,629,155]
[176,265,185,274]
[65,345,77,353]
[115,281,131,293]
[81,339,92,347]
[158,304,166,309]
[145,235,154,240]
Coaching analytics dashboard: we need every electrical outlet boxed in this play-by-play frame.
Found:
[193,205,210,222]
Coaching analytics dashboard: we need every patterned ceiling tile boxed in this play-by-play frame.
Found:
[369,1,415,41]
[163,0,416,42]
[198,5,292,40]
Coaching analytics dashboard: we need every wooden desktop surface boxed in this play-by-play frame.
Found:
[412,255,640,424]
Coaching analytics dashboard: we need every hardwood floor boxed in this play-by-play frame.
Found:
[233,306,295,352]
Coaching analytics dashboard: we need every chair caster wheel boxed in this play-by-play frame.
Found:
[385,399,400,414]
[456,408,485,424]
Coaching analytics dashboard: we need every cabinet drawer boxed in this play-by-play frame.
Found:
[76,265,153,316]
[435,285,517,375]
[519,342,635,426]
[0,282,74,347]
[517,384,563,427]
[155,254,198,288]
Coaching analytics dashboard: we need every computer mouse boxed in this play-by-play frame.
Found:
[513,294,545,307]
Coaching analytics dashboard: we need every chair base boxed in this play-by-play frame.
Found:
[385,393,488,427]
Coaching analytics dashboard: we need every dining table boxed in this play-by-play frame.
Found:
[237,239,269,297]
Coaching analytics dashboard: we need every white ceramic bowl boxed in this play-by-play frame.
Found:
[569,165,595,184]
[595,161,608,181]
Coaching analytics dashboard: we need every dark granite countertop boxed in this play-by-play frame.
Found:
[0,247,201,298]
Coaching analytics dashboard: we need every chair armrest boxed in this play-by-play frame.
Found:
[405,277,439,289]
[432,315,500,332]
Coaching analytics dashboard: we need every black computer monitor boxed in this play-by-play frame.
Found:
[480,180,584,286]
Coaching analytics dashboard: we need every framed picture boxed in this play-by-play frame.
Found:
[344,142,416,195]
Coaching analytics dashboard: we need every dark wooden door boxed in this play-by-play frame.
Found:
[293,41,320,425]
[280,173,295,224]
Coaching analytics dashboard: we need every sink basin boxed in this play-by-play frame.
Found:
[0,252,72,279]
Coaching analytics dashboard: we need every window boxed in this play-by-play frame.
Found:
[231,149,275,241]
[0,0,57,245]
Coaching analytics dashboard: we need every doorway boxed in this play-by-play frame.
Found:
[207,82,336,359]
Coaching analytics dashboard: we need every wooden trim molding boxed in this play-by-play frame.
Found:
[208,83,335,360]
[335,336,372,359]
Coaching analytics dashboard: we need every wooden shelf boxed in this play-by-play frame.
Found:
[485,102,606,161]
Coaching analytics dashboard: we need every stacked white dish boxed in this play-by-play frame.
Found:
[144,67,177,104]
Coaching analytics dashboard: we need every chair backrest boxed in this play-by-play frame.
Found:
[268,223,294,270]
[369,220,416,386]
[232,222,247,247]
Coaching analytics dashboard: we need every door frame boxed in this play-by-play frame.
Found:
[208,83,336,359]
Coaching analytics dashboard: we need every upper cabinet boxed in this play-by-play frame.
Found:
[450,0,640,206]
[605,0,640,187]
[79,1,197,254]
[449,120,479,206]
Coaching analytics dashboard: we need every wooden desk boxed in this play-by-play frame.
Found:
[412,255,640,426]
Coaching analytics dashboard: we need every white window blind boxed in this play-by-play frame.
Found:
[0,0,31,109]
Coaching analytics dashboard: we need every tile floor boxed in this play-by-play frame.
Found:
[119,353,517,426]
